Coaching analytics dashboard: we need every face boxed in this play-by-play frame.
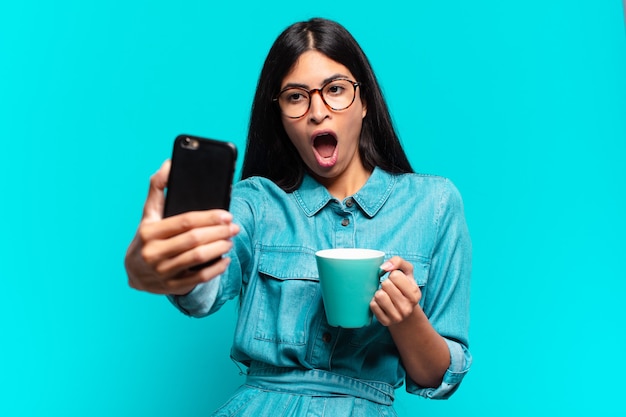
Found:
[279,50,368,189]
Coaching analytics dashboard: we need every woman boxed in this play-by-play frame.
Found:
[125,18,472,416]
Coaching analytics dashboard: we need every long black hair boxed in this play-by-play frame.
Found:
[241,18,413,192]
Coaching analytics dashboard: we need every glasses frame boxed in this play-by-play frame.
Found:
[273,78,361,119]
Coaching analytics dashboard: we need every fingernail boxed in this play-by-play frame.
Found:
[380,261,393,270]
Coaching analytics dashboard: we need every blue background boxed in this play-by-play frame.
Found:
[1,1,625,416]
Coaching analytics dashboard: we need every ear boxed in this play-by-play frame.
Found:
[361,99,367,119]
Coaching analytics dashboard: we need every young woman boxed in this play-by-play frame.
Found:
[125,18,472,417]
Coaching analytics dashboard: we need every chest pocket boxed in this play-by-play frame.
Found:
[253,248,322,346]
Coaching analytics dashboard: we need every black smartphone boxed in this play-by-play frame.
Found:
[164,134,237,217]
[163,134,238,268]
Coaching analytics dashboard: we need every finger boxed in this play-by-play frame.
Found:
[371,288,402,323]
[141,220,238,276]
[370,298,393,326]
[380,256,419,301]
[380,277,418,319]
[387,272,421,305]
[163,256,232,295]
[380,277,404,303]
[156,238,235,278]
[142,160,171,222]
[381,256,415,276]
[157,222,238,259]
[140,209,234,242]
[376,273,420,320]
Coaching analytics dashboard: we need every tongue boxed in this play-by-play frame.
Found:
[314,135,336,158]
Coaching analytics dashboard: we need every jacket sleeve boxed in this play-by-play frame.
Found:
[166,181,258,318]
[407,179,473,399]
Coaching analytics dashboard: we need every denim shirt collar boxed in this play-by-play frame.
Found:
[293,167,397,218]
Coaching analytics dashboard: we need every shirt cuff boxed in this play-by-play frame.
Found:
[406,337,472,399]
[166,275,221,317]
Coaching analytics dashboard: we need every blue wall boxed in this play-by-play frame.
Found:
[1,1,624,416]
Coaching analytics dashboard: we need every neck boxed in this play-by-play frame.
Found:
[315,166,372,201]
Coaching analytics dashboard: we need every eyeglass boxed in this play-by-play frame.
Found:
[273,78,361,119]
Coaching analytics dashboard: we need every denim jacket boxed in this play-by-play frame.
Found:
[169,167,472,401]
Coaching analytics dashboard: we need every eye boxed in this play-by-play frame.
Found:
[324,81,349,96]
[281,89,309,104]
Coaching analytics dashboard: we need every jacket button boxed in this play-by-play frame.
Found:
[345,198,354,207]
[322,332,332,343]
[341,218,350,226]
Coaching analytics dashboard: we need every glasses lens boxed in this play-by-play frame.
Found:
[321,79,355,111]
[278,88,310,118]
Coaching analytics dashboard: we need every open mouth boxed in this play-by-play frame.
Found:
[313,133,337,158]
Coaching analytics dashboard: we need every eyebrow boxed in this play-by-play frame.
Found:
[281,73,352,90]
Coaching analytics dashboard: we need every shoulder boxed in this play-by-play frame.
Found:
[393,172,464,206]
[391,173,467,229]
[231,176,292,212]
[233,176,285,197]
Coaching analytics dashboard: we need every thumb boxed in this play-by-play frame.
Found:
[142,160,170,222]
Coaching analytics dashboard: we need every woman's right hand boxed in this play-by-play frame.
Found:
[124,160,240,295]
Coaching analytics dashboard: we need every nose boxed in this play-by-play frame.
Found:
[308,90,330,123]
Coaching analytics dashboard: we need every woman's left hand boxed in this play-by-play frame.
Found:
[370,256,421,326]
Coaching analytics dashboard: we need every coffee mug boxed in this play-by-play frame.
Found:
[315,248,385,328]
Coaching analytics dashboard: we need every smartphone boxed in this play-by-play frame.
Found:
[164,134,238,268]
[164,134,237,217]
